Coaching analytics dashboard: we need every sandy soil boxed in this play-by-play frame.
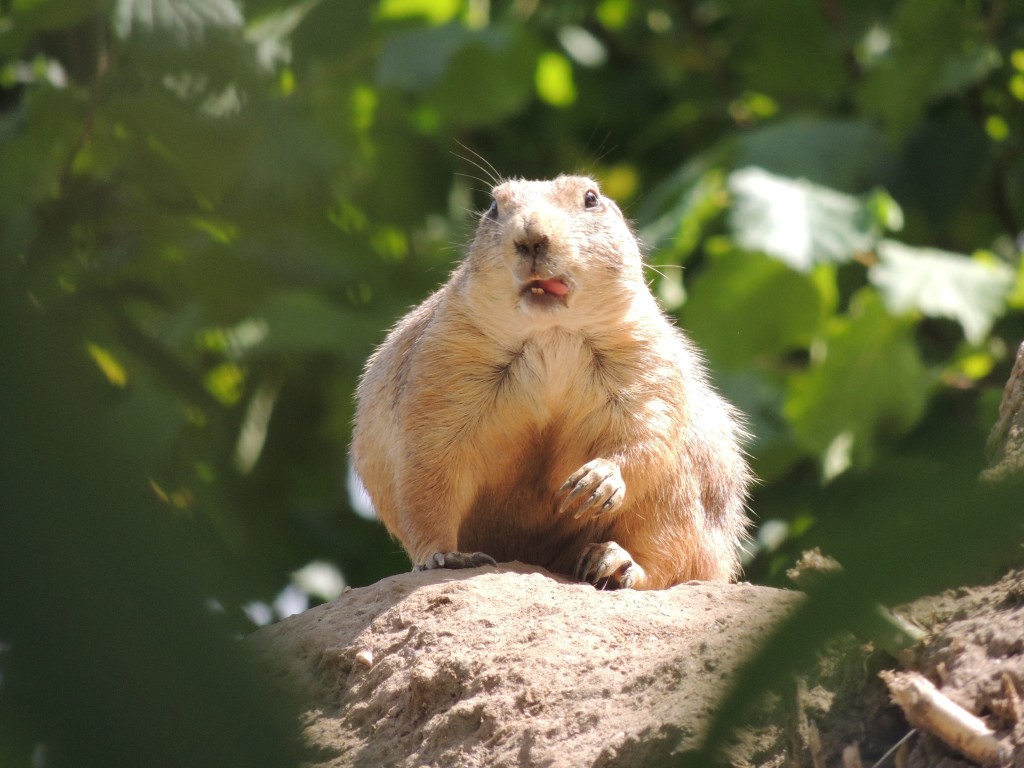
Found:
[249,562,1024,767]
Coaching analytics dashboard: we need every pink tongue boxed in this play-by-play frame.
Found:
[537,278,569,296]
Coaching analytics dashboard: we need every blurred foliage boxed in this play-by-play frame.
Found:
[2,0,1024,764]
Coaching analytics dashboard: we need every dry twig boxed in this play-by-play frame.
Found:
[880,670,1010,766]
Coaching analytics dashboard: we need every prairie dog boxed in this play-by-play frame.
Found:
[351,175,751,589]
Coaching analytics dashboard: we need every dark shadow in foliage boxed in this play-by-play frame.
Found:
[0,266,303,768]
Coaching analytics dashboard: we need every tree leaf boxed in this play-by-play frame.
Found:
[641,164,728,267]
[376,24,469,91]
[869,240,1015,344]
[682,250,824,370]
[735,119,889,192]
[729,0,846,102]
[785,290,930,478]
[250,292,384,358]
[378,25,537,126]
[0,0,107,56]
[377,0,460,24]
[535,51,576,107]
[433,28,536,125]
[0,87,82,212]
[245,0,319,72]
[728,167,886,271]
[857,0,976,137]
[112,0,243,45]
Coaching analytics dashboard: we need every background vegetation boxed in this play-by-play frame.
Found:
[2,0,1023,764]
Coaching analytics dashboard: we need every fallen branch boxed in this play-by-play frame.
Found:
[880,669,1010,767]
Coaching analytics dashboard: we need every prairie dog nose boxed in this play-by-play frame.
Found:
[514,231,550,262]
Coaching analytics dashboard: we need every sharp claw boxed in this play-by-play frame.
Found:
[566,482,592,502]
[573,496,595,520]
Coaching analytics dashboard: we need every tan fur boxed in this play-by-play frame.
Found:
[351,175,751,589]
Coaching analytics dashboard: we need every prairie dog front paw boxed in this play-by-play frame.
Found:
[556,458,625,520]
[574,541,646,590]
[413,551,498,571]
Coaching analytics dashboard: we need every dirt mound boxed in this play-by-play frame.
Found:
[249,562,800,767]
[249,563,1024,767]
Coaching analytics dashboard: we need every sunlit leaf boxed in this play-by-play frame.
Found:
[870,241,1015,344]
[87,343,129,388]
[112,0,242,45]
[204,361,246,406]
[377,0,459,24]
[557,25,607,68]
[535,51,576,107]
[728,167,886,271]
[245,0,319,72]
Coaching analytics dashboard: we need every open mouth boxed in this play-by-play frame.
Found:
[522,275,570,299]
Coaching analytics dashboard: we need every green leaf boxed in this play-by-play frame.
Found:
[0,87,82,213]
[642,166,728,267]
[377,25,537,126]
[929,45,1002,100]
[112,0,243,45]
[735,119,889,192]
[433,29,537,125]
[252,292,384,357]
[245,0,319,72]
[728,167,888,272]
[682,250,824,370]
[785,290,930,478]
[730,0,846,102]
[107,90,256,203]
[857,0,978,137]
[869,241,1015,344]
[377,0,460,24]
[717,370,803,483]
[376,24,469,91]
[0,0,107,56]
[535,51,576,107]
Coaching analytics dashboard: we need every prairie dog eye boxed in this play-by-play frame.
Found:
[486,199,498,219]
[583,190,600,209]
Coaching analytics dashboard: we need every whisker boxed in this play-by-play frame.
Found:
[453,172,495,197]
[452,140,503,187]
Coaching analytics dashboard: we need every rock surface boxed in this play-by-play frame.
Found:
[249,562,801,767]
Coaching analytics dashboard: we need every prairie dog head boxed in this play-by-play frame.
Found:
[462,176,646,325]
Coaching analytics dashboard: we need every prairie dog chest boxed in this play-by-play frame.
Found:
[504,329,605,420]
